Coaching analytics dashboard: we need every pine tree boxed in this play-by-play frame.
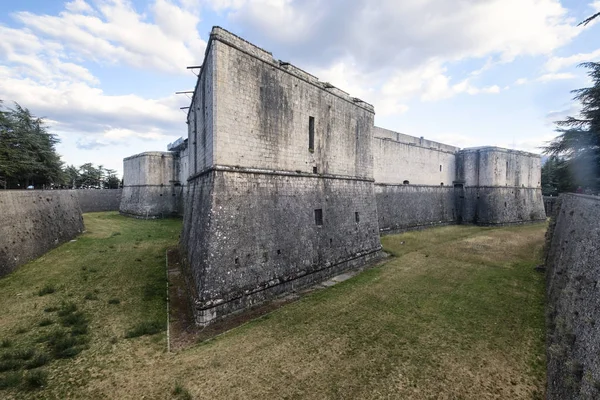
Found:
[544,62,600,193]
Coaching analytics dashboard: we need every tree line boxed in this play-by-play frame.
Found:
[0,101,120,190]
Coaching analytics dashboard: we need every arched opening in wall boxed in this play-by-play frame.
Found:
[403,180,410,185]
[440,183,444,186]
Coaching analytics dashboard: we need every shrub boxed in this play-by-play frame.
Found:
[24,368,48,389]
[0,359,22,372]
[56,303,77,317]
[0,371,22,389]
[0,339,11,348]
[173,383,193,400]
[25,353,51,369]
[43,306,59,313]
[2,348,35,361]
[39,318,54,327]
[108,298,120,305]
[125,321,164,338]
[37,285,56,296]
[84,292,99,301]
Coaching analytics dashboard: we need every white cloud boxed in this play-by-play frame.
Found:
[515,78,528,85]
[537,72,577,82]
[544,48,600,72]
[12,0,206,74]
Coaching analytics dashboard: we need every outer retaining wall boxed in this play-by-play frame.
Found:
[0,190,84,277]
[543,196,558,217]
[375,184,456,233]
[545,194,600,399]
[73,189,122,213]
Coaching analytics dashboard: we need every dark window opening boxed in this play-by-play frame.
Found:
[403,180,410,185]
[314,208,323,226]
[329,238,333,245]
[440,182,444,186]
[355,212,360,223]
[263,251,269,262]
[440,165,443,172]
[313,166,318,174]
[234,257,239,265]
[308,116,315,152]
[277,249,281,255]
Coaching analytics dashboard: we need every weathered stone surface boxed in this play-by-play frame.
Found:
[545,194,600,400]
[375,184,456,233]
[119,152,183,218]
[73,189,122,213]
[0,190,84,276]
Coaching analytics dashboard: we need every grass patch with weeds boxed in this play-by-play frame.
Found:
[24,369,47,389]
[0,371,22,389]
[107,298,120,305]
[84,292,99,301]
[125,320,164,338]
[173,383,193,400]
[37,284,56,296]
[0,339,11,348]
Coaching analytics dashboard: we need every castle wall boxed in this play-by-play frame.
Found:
[0,190,84,277]
[375,184,456,233]
[545,194,600,399]
[182,27,382,326]
[456,148,545,224]
[119,152,180,218]
[372,127,458,231]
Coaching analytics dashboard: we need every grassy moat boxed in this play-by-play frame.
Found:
[0,213,546,399]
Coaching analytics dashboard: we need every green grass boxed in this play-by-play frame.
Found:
[0,213,547,399]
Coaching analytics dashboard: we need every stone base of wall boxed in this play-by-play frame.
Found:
[193,248,383,326]
[119,186,181,219]
[545,194,600,400]
[375,184,456,233]
[0,190,84,277]
[181,169,383,326]
[462,187,546,225]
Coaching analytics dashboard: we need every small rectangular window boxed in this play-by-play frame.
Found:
[355,212,360,223]
[308,116,315,152]
[314,208,323,226]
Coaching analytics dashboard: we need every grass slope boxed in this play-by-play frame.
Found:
[0,214,546,399]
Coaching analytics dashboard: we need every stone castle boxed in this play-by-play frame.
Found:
[120,27,545,326]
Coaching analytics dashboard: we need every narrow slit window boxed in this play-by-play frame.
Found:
[355,212,360,223]
[440,165,442,172]
[308,116,315,152]
[314,208,323,226]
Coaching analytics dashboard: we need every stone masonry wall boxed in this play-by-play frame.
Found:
[185,171,382,325]
[373,127,458,186]
[545,194,600,399]
[0,190,84,277]
[120,152,179,218]
[375,184,456,233]
[74,189,122,213]
[212,28,374,178]
[456,147,545,224]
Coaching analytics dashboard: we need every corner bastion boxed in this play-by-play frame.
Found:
[181,26,383,325]
[119,143,188,218]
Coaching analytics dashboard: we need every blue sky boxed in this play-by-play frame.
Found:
[1,0,599,177]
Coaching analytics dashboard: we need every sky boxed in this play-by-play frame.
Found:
[1,0,599,177]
